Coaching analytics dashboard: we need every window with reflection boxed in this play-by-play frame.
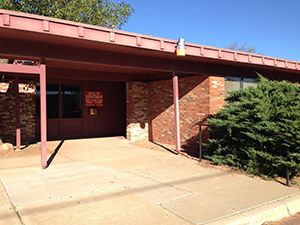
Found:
[225,77,257,98]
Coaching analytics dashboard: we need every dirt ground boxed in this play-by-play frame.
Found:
[133,140,300,187]
[263,212,300,225]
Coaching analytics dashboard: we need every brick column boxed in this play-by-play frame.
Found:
[126,82,149,142]
[208,76,225,114]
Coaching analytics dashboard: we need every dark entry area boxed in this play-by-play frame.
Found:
[36,80,126,141]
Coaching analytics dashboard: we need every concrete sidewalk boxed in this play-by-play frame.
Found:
[0,137,299,225]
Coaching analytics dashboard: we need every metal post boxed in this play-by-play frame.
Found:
[173,73,181,154]
[286,170,291,187]
[199,125,202,161]
[40,64,47,168]
[286,150,291,187]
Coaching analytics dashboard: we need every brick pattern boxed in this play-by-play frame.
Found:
[20,93,36,144]
[126,82,149,141]
[0,91,16,144]
[148,79,174,144]
[209,76,225,114]
[148,75,225,149]
[179,76,210,146]
[0,83,35,145]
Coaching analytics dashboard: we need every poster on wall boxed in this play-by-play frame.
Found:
[0,82,9,93]
[85,91,103,107]
[19,83,36,94]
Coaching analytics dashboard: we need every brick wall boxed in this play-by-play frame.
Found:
[126,82,149,141]
[20,93,36,144]
[148,79,174,144]
[0,91,16,144]
[0,83,36,145]
[148,75,225,151]
[209,76,225,114]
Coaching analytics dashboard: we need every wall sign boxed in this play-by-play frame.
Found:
[0,82,9,93]
[85,91,103,107]
[19,83,36,94]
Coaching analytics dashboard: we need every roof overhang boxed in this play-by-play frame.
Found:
[0,9,299,76]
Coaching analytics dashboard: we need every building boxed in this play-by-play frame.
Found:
[0,9,299,168]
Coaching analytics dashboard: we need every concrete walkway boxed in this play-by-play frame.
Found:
[0,137,299,225]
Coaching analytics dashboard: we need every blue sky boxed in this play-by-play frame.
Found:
[122,0,300,61]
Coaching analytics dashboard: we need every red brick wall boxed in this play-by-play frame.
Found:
[0,91,16,144]
[209,76,225,114]
[148,79,174,144]
[20,93,36,144]
[148,75,225,150]
[0,83,36,145]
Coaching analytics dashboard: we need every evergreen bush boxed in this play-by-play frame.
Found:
[204,76,300,178]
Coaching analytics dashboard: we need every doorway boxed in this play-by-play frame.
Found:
[36,83,83,140]
[36,80,126,141]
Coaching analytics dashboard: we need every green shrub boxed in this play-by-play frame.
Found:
[204,76,300,178]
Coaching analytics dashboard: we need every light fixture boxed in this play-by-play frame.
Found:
[176,37,186,57]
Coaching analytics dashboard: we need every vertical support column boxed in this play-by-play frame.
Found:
[15,76,21,149]
[173,73,181,154]
[58,83,63,139]
[40,64,47,168]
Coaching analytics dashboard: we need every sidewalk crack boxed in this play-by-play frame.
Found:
[0,179,25,225]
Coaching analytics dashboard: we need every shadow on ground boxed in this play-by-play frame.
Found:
[46,140,64,168]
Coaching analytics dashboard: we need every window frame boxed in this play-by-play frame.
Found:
[225,76,257,98]
[36,82,83,119]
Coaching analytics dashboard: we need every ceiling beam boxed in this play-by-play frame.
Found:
[0,63,40,74]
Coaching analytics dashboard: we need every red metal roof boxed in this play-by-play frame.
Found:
[0,9,299,72]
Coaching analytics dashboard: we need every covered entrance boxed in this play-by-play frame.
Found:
[1,9,300,174]
[0,9,188,168]
[36,81,126,141]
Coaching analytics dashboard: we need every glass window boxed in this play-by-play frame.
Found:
[62,85,82,118]
[225,77,257,97]
[225,77,242,98]
[36,84,59,118]
[242,78,257,89]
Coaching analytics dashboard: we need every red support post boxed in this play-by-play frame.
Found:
[39,64,47,168]
[173,73,181,153]
[15,76,21,149]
